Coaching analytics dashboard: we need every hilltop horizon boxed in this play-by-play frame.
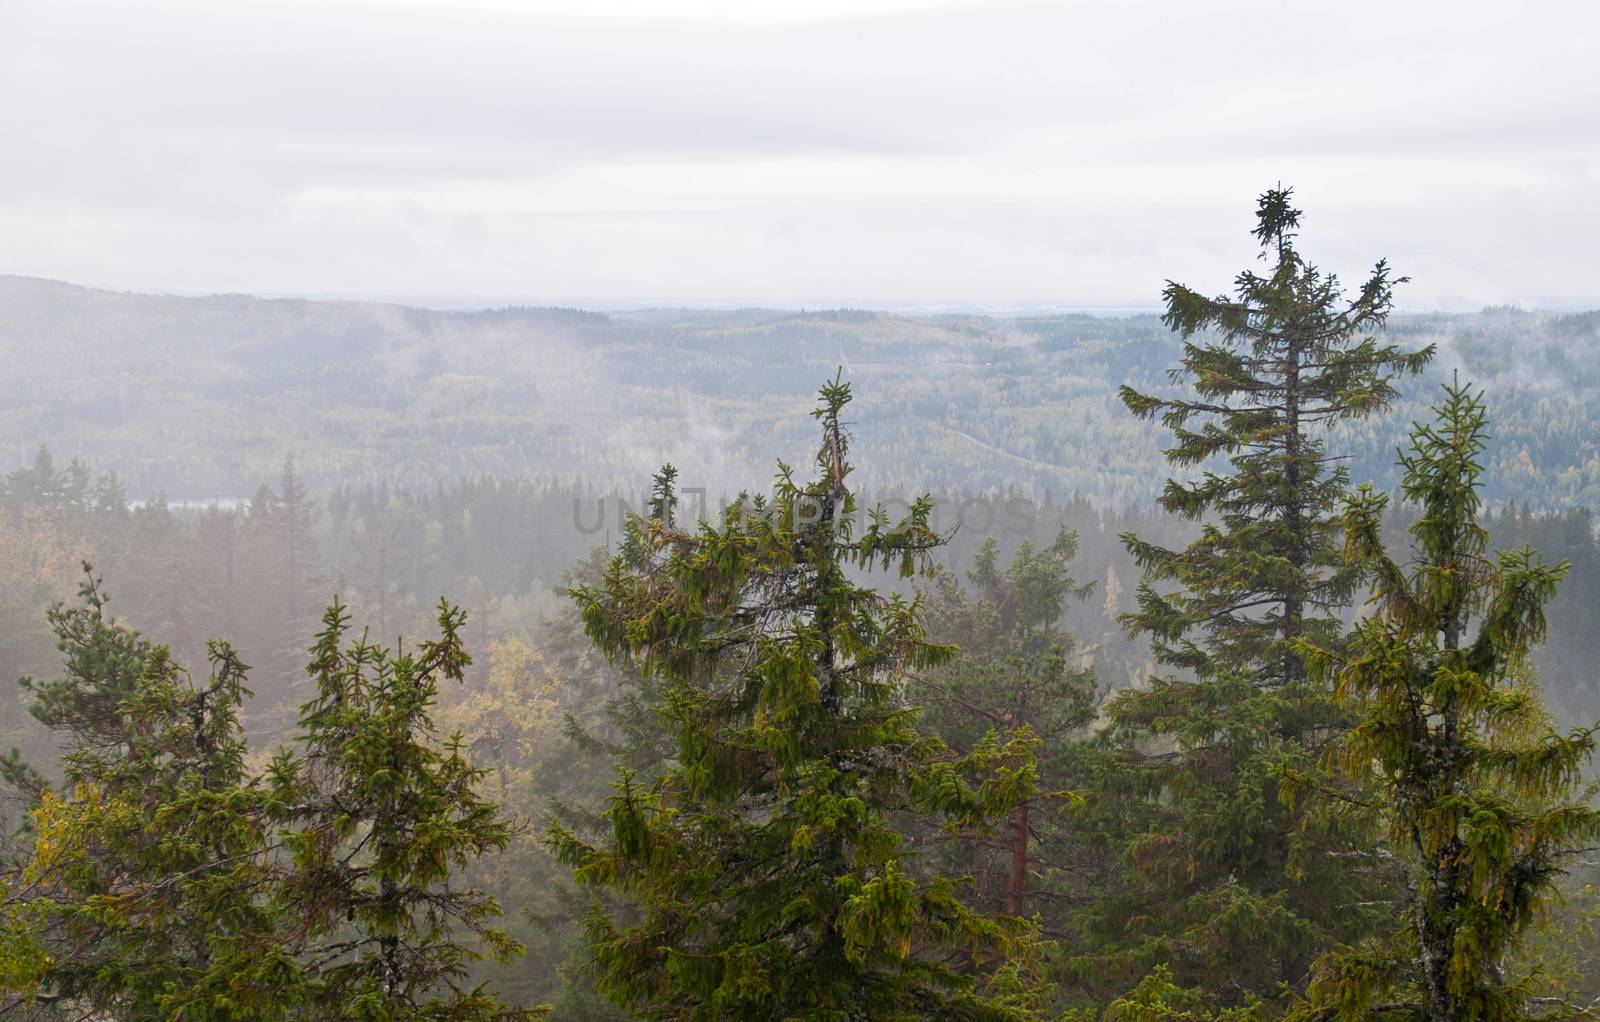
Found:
[8,272,1599,319]
[5,271,1599,511]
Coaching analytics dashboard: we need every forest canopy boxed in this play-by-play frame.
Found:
[3,192,1600,1021]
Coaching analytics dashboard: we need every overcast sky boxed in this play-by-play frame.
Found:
[3,0,1596,310]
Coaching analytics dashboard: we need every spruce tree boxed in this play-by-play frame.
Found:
[1120,185,1433,686]
[278,456,315,606]
[0,577,535,1020]
[552,375,1045,1021]
[266,598,532,1021]
[1089,187,1434,1005]
[1292,381,1600,1022]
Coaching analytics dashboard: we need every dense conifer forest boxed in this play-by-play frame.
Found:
[5,275,1600,512]
[4,192,1600,1020]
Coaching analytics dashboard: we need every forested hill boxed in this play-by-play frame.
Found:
[5,273,1599,509]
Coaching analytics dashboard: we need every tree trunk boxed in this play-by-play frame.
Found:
[1005,802,1028,916]
[1282,330,1304,688]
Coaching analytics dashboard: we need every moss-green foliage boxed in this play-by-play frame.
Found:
[551,376,1050,1020]
[1289,381,1600,1022]
[1081,188,1434,1010]
[263,597,534,1021]
[0,575,534,1020]
[915,529,1101,986]
[0,568,278,1019]
[8,207,1600,1019]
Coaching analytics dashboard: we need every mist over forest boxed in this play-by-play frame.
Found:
[4,0,1600,1013]
[7,227,1600,1018]
[6,274,1600,511]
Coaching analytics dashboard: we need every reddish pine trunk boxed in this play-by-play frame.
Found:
[1005,802,1028,916]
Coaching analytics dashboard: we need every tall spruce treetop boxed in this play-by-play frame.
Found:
[552,375,1046,1021]
[1121,185,1434,687]
[1293,381,1600,1022]
[1087,188,1434,1008]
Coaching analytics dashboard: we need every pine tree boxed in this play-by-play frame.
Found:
[1088,187,1434,1006]
[551,375,1046,1021]
[271,456,320,657]
[14,564,149,755]
[0,569,280,1019]
[1292,381,1600,1022]
[348,515,411,641]
[918,529,1099,921]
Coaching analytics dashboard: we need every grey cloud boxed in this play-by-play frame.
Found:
[1,0,1596,305]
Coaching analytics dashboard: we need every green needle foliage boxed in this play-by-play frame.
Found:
[0,567,278,1019]
[14,566,153,757]
[1120,185,1433,685]
[1086,187,1435,1007]
[918,530,1099,923]
[266,598,534,1021]
[552,375,1047,1021]
[1292,381,1600,1022]
[0,573,534,1020]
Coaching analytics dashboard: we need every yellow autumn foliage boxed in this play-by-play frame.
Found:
[436,634,563,807]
